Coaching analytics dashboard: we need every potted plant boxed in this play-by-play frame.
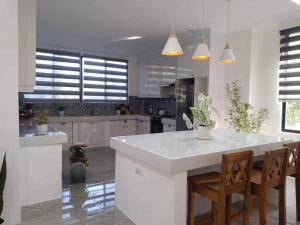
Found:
[34,110,49,135]
[183,93,219,137]
[58,105,65,117]
[0,154,6,224]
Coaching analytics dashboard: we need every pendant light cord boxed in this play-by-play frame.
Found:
[227,0,230,42]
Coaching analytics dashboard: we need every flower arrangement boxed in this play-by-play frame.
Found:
[226,81,269,133]
[34,110,49,125]
[183,93,219,129]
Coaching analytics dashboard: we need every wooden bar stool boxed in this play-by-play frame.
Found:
[188,150,253,225]
[251,147,289,225]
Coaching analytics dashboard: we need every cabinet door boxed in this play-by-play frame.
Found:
[111,120,137,137]
[89,121,106,147]
[137,120,150,134]
[50,122,73,150]
[163,124,176,133]
[19,0,36,92]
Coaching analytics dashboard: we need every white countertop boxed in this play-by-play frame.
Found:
[110,129,290,173]
[19,120,67,147]
[49,114,150,123]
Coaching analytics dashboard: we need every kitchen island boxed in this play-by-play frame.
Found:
[110,129,290,225]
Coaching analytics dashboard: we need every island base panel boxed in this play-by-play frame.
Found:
[115,152,187,225]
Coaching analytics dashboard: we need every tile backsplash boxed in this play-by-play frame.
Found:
[20,96,176,117]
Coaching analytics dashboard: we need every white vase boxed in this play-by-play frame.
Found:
[36,124,48,135]
[197,126,212,137]
[58,111,65,117]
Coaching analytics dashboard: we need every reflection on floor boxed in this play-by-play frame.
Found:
[20,147,300,225]
[21,147,134,225]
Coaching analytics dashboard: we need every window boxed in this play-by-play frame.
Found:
[280,26,300,132]
[24,49,128,102]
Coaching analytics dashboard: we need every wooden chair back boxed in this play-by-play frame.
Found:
[283,142,300,176]
[220,150,253,194]
[261,148,289,188]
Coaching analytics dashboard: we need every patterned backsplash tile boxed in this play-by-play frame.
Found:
[20,96,176,117]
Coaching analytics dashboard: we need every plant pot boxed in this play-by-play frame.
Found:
[197,126,212,137]
[58,111,65,117]
[36,124,48,135]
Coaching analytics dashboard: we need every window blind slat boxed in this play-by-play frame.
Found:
[280,35,300,45]
[37,64,80,72]
[280,63,300,70]
[33,90,80,95]
[280,54,300,61]
[36,81,80,88]
[280,72,300,78]
[280,45,300,53]
[36,55,80,64]
[280,26,300,36]
[36,72,79,80]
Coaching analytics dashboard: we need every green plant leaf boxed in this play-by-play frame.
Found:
[0,153,6,224]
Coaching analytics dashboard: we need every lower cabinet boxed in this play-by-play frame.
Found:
[163,123,176,132]
[73,121,106,147]
[111,120,137,137]
[50,122,73,150]
[137,119,150,134]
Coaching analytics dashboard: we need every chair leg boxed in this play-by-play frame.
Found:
[243,193,251,225]
[258,190,268,225]
[217,194,226,225]
[188,186,196,225]
[295,173,300,221]
[225,195,231,225]
[212,202,218,225]
[279,185,286,225]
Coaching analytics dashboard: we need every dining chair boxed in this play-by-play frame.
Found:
[251,147,289,225]
[188,150,253,225]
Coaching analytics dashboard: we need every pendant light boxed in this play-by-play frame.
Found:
[192,0,211,61]
[218,0,236,64]
[161,3,183,56]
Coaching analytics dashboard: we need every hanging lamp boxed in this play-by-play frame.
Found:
[218,0,236,64]
[192,0,211,61]
[161,4,183,56]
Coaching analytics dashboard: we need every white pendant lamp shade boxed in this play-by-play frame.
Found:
[218,43,236,64]
[192,37,211,60]
[161,32,184,56]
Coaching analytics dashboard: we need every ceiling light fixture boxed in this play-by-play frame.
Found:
[192,0,211,61]
[111,36,143,42]
[291,0,300,5]
[218,0,236,64]
[161,1,183,56]
[126,36,143,40]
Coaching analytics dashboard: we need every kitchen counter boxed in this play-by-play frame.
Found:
[49,114,139,123]
[110,129,290,225]
[19,120,67,147]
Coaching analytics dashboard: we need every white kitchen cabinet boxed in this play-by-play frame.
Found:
[139,56,177,97]
[50,122,73,150]
[111,120,137,137]
[19,0,36,92]
[163,124,176,132]
[136,119,150,134]
[73,121,106,147]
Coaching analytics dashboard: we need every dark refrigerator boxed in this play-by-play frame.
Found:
[176,78,195,131]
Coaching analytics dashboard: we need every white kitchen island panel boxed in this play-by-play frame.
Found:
[110,129,290,225]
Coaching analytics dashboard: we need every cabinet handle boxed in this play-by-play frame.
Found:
[124,120,127,123]
[140,120,143,123]
[61,122,66,125]
[168,125,171,127]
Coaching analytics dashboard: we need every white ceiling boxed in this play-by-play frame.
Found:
[37,0,300,57]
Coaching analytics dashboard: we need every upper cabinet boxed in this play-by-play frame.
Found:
[139,55,177,98]
[19,0,36,92]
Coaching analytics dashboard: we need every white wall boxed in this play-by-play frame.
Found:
[208,30,227,128]
[0,0,20,224]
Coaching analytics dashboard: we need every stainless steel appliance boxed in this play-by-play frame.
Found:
[150,116,163,133]
[176,78,195,131]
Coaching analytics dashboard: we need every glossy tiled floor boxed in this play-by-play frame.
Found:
[21,147,134,225]
[20,147,300,225]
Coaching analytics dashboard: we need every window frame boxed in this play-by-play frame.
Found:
[281,102,300,134]
[25,48,129,103]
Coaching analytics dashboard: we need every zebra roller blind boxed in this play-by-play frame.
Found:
[24,50,81,101]
[82,56,128,101]
[279,25,300,101]
[24,49,128,102]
